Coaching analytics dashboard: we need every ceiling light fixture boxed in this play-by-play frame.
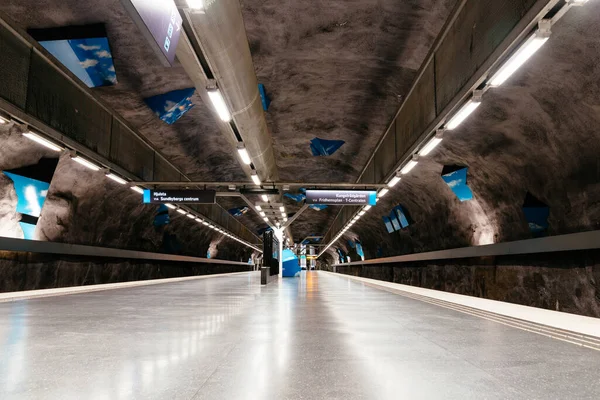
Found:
[251,172,261,185]
[255,205,262,211]
[177,209,187,215]
[106,173,127,185]
[279,206,285,212]
[206,87,231,122]
[186,0,205,11]
[263,217,269,222]
[489,23,551,87]
[237,144,252,165]
[364,205,372,211]
[187,214,195,219]
[22,132,63,152]
[378,188,389,198]
[0,115,7,124]
[387,173,401,188]
[72,156,100,171]
[259,211,266,217]
[165,203,176,210]
[419,130,444,156]
[130,186,145,194]
[401,155,419,175]
[446,93,483,130]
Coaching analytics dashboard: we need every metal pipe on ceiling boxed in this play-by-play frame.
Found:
[180,1,279,183]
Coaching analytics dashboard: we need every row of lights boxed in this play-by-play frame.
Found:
[207,81,264,187]
[318,204,372,257]
[183,0,270,238]
[255,203,288,227]
[172,205,261,252]
[318,0,591,258]
[182,1,264,186]
[1,119,260,252]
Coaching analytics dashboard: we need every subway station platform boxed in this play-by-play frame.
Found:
[1,271,599,400]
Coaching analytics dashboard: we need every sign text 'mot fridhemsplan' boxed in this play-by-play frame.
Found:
[305,190,377,206]
[143,190,216,204]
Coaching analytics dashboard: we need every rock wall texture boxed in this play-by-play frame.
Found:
[326,3,600,263]
[0,127,253,262]
[324,250,600,318]
[0,252,251,293]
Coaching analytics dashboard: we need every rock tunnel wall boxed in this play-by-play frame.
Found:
[0,127,254,263]
[0,252,251,293]
[328,3,600,263]
[323,249,600,318]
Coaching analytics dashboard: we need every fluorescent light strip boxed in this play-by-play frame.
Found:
[446,98,481,130]
[279,206,285,212]
[186,0,205,10]
[207,88,231,122]
[106,173,127,185]
[261,194,268,202]
[165,203,176,210]
[263,217,269,222]
[0,116,7,124]
[259,211,266,217]
[364,205,372,211]
[401,159,418,175]
[387,175,401,188]
[22,132,63,152]
[177,209,187,215]
[378,188,389,198]
[72,156,100,171]
[187,214,195,219]
[419,133,444,156]
[131,186,144,194]
[195,218,202,223]
[237,145,252,165]
[251,172,261,185]
[489,31,550,87]
[255,205,262,211]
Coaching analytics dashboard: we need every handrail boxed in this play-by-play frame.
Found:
[0,237,250,266]
[335,230,600,267]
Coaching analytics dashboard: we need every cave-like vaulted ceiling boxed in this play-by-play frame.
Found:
[0,0,458,243]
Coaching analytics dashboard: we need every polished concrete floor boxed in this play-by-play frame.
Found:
[0,271,599,399]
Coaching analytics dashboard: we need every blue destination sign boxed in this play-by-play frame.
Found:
[305,190,377,206]
[120,0,183,66]
[143,190,216,204]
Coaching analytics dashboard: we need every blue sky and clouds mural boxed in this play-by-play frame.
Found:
[441,166,473,202]
[3,172,50,240]
[522,193,549,235]
[40,37,117,88]
[284,192,306,203]
[228,206,249,217]
[310,138,345,156]
[144,88,196,125]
